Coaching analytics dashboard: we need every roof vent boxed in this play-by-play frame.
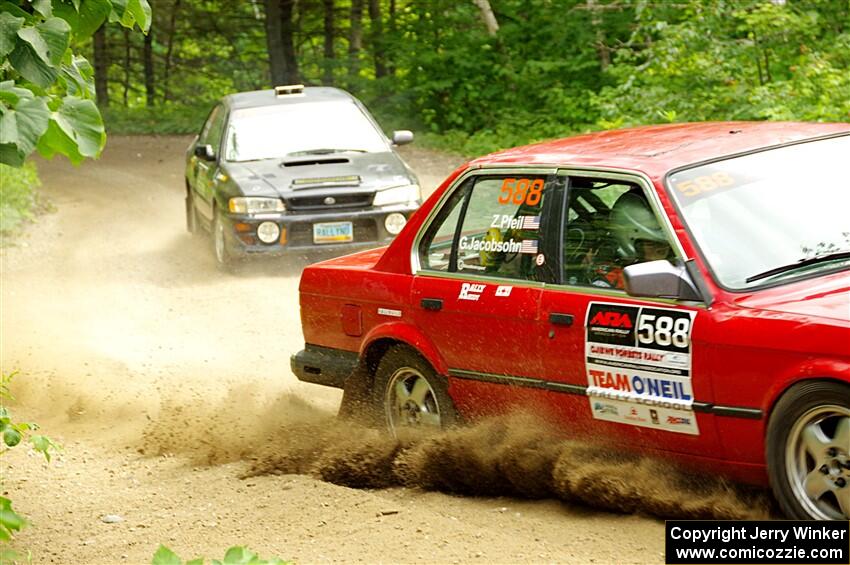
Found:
[275,84,305,97]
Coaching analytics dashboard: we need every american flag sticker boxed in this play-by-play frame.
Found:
[520,215,541,230]
[520,240,539,254]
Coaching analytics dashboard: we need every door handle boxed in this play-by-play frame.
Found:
[549,312,574,326]
[420,298,443,311]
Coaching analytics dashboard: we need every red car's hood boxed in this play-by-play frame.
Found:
[733,270,850,323]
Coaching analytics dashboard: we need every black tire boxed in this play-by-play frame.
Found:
[337,368,381,426]
[372,345,458,437]
[185,187,199,235]
[766,380,850,520]
[211,208,235,271]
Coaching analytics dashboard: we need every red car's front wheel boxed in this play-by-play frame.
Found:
[767,380,850,520]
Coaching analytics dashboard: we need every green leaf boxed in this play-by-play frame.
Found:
[0,93,49,166]
[36,116,83,163]
[30,434,58,462]
[2,427,21,447]
[0,508,25,531]
[110,0,150,32]
[8,41,59,87]
[151,545,182,565]
[53,1,80,31]
[0,2,31,19]
[223,547,256,565]
[29,17,71,66]
[54,96,104,157]
[30,0,52,18]
[77,0,110,39]
[0,12,23,59]
[60,54,95,98]
[185,559,205,565]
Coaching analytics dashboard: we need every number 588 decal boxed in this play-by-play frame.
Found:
[636,307,694,352]
[498,178,544,206]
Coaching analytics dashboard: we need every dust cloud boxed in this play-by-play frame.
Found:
[142,387,772,521]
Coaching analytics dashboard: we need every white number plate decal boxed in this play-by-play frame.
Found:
[313,221,353,244]
[584,302,699,435]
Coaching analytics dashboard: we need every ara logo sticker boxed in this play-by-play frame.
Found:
[590,311,633,328]
[459,283,486,301]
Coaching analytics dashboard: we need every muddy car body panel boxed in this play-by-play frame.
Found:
[184,86,421,262]
[292,122,850,520]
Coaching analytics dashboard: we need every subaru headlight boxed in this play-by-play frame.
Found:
[228,197,285,214]
[372,184,421,207]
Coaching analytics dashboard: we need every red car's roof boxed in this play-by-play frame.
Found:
[471,121,850,178]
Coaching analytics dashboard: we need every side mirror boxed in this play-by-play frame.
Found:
[623,260,703,302]
[194,144,216,161]
[392,130,414,146]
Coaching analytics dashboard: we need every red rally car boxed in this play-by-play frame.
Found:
[292,122,850,520]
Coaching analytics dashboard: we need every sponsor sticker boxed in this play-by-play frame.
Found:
[495,285,512,297]
[585,302,699,435]
[459,282,486,301]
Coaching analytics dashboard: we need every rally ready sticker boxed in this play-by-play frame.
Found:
[584,302,699,435]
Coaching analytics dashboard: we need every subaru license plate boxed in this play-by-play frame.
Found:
[313,221,353,244]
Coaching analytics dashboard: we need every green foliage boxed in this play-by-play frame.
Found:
[152,545,292,565]
[66,0,850,158]
[0,371,60,548]
[595,0,850,126]
[102,103,209,135]
[0,159,40,233]
[0,496,26,542]
[0,0,151,166]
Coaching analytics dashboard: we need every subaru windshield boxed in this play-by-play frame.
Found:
[224,101,388,162]
[667,135,850,290]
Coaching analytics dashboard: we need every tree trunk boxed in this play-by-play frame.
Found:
[368,0,386,78]
[348,0,363,85]
[472,0,499,36]
[163,0,181,102]
[323,0,335,85]
[587,0,610,70]
[93,25,109,108]
[386,0,395,75]
[143,30,155,106]
[279,0,300,84]
[122,27,130,107]
[265,0,286,86]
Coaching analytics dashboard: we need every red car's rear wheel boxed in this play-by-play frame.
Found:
[372,346,457,437]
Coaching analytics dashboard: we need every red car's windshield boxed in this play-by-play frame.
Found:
[667,135,850,289]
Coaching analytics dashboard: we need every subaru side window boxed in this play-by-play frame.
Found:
[562,177,676,289]
[419,174,551,281]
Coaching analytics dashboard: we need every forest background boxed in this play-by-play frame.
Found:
[97,0,850,155]
[2,0,849,233]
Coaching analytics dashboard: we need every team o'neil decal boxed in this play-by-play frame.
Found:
[584,302,699,435]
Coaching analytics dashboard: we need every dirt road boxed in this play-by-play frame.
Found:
[1,137,754,564]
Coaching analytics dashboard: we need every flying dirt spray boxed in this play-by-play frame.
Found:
[142,387,772,521]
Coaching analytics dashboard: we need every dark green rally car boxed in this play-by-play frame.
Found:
[184,85,421,268]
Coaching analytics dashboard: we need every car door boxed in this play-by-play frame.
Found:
[411,169,562,419]
[191,104,227,223]
[537,171,721,456]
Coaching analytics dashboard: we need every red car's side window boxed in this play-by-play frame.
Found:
[418,174,554,281]
[563,177,677,289]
